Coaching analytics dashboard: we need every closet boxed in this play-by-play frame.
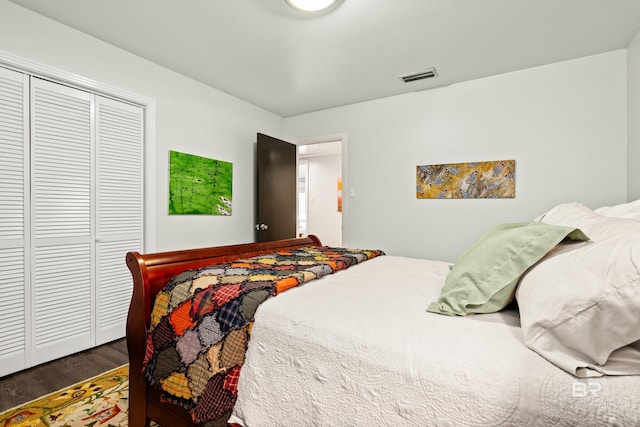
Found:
[0,66,144,376]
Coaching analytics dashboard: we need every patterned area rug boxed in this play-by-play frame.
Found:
[0,365,129,427]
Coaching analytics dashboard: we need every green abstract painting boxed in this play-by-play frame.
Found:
[169,150,233,215]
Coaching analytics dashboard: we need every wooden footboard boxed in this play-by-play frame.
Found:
[125,235,322,427]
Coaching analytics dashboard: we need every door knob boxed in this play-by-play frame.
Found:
[255,223,269,230]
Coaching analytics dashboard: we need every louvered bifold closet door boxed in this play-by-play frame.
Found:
[0,67,29,376]
[95,96,143,344]
[30,78,94,366]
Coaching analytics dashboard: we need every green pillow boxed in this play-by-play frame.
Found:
[427,222,589,316]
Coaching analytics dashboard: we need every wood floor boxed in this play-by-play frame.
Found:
[0,338,128,413]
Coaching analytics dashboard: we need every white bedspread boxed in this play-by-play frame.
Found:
[228,256,640,426]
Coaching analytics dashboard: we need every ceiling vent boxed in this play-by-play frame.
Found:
[399,67,438,83]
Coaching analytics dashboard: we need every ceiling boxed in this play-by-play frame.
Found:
[11,0,640,117]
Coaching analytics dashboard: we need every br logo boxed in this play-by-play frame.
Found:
[571,382,601,398]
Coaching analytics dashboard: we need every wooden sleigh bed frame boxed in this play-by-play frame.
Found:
[125,235,322,427]
[125,226,640,426]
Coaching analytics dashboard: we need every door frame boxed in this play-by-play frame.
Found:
[297,158,310,237]
[291,133,346,246]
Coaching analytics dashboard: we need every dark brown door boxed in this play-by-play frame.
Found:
[256,133,297,242]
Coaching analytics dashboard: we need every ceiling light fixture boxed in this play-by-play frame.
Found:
[285,0,339,12]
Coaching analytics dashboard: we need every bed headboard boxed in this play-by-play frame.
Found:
[124,235,322,427]
[126,234,322,329]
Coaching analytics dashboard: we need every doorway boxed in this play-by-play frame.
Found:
[296,139,343,247]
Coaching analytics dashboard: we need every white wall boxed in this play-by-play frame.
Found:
[305,153,342,247]
[628,29,640,201]
[0,0,283,252]
[1,0,631,261]
[284,51,628,262]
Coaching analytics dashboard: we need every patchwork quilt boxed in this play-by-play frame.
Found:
[143,245,384,424]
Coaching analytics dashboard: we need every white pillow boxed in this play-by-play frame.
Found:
[595,198,640,221]
[533,201,591,223]
[518,202,640,377]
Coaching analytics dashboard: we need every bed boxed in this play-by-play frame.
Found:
[126,201,640,426]
[125,235,326,427]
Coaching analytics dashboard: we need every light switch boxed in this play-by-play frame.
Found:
[349,187,356,197]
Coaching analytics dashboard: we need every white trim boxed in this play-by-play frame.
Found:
[297,158,310,237]
[143,101,157,253]
[292,132,345,146]
[292,133,347,245]
[0,49,157,253]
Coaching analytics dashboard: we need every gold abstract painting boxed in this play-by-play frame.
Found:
[416,160,515,199]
